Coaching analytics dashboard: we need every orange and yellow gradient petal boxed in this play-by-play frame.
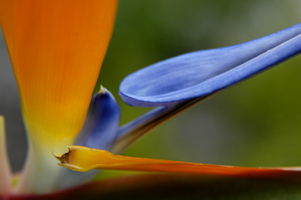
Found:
[57,146,301,179]
[0,0,117,194]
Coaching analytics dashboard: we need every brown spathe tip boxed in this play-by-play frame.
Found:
[52,148,71,164]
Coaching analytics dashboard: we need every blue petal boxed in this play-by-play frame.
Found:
[57,87,121,189]
[119,23,301,107]
[75,86,121,150]
[114,23,301,153]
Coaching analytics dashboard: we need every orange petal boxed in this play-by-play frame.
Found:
[55,145,301,179]
[0,0,117,193]
[0,0,117,151]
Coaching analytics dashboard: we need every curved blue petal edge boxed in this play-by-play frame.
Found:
[119,23,301,107]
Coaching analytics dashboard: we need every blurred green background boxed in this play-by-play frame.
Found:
[1,0,301,172]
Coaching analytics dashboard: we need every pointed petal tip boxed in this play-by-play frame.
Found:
[98,85,107,95]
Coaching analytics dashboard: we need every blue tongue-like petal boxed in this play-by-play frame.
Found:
[114,23,301,153]
[75,86,121,150]
[119,23,301,107]
[57,87,121,189]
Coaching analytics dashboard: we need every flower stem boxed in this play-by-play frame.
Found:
[0,116,12,194]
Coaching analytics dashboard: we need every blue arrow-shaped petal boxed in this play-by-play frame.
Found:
[120,23,301,106]
[114,23,301,153]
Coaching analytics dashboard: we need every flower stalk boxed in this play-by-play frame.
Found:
[0,116,12,195]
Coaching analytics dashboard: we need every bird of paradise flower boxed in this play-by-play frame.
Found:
[1,0,301,199]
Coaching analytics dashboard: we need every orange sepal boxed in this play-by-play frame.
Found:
[0,0,118,193]
[0,0,117,150]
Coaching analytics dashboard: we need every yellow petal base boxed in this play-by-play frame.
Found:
[55,145,301,179]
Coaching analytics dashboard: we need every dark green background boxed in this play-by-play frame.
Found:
[1,0,301,173]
